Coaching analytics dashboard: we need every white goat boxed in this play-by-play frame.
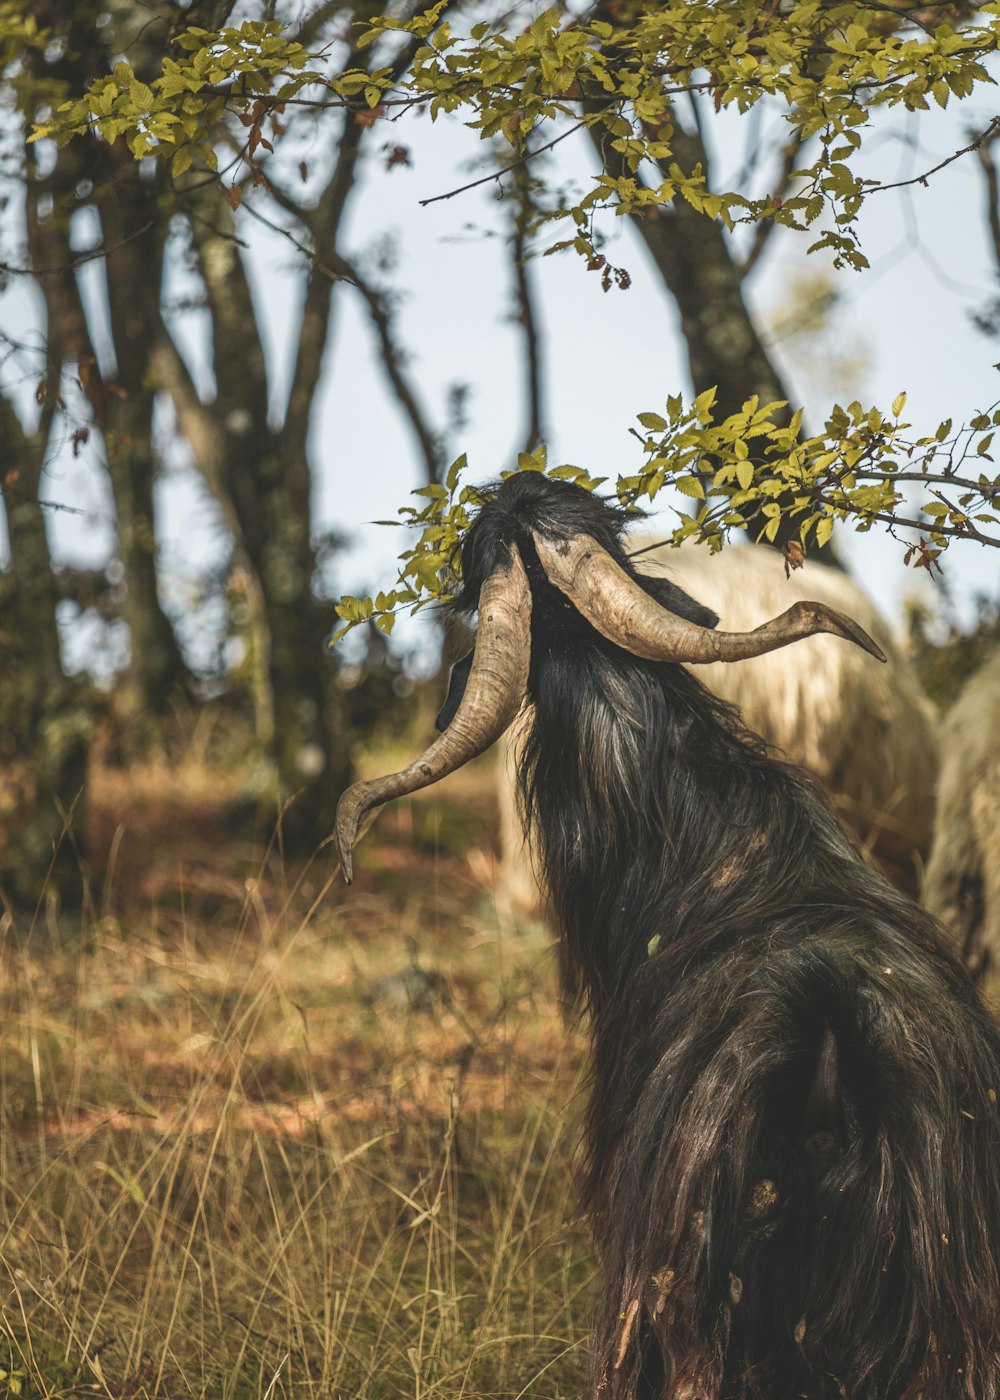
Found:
[923,650,1000,978]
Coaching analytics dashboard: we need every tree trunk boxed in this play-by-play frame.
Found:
[629,131,790,421]
[0,399,92,915]
[102,384,189,719]
[586,106,835,557]
[97,150,191,718]
[177,209,354,839]
[229,431,349,837]
[25,13,190,725]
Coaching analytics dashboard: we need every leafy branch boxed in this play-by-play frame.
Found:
[330,449,605,641]
[624,390,1000,568]
[331,392,1000,640]
[24,2,1000,271]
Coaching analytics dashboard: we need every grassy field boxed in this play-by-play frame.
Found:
[0,738,596,1398]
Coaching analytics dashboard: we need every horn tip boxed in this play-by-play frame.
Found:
[335,789,363,884]
[800,602,888,665]
[842,618,887,664]
[334,830,355,884]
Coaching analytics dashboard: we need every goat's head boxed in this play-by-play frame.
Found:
[334,473,885,880]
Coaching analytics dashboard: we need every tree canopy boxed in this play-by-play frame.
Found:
[24,0,1000,639]
[32,2,1000,268]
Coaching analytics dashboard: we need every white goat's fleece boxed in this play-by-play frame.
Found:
[923,649,1000,972]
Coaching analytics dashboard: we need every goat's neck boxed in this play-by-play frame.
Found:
[525,647,844,1011]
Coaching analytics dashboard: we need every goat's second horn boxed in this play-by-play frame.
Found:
[532,531,887,666]
[334,546,532,882]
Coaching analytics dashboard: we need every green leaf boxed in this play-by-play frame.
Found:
[517,446,547,472]
[129,76,155,108]
[445,453,468,491]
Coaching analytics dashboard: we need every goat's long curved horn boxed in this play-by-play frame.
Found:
[532,531,887,665]
[334,546,532,883]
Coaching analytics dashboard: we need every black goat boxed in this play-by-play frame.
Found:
[336,473,1000,1400]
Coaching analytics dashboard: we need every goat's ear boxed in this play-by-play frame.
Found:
[435,650,474,732]
[638,573,720,631]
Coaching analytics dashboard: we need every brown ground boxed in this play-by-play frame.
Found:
[0,742,594,1399]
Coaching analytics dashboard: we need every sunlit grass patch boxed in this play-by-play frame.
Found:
[0,760,595,1398]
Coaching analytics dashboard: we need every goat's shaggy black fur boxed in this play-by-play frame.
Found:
[452,474,1000,1400]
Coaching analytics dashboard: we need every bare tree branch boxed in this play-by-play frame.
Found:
[283,127,365,438]
[508,155,547,455]
[295,0,352,48]
[150,325,228,502]
[332,251,444,486]
[976,125,1000,276]
[0,220,158,280]
[233,164,445,485]
[26,158,109,428]
[875,116,1000,195]
[737,136,804,281]
[269,13,455,439]
[419,121,585,207]
[232,189,348,284]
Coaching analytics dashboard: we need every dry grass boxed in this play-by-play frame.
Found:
[0,745,595,1398]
